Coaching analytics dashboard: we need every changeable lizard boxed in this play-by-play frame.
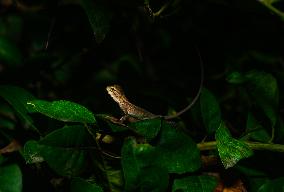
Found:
[106,49,204,121]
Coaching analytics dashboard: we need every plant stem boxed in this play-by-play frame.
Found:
[197,141,284,153]
[259,1,284,20]
[153,1,171,17]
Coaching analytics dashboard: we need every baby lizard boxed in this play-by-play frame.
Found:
[106,49,204,121]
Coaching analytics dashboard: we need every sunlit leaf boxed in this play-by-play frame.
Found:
[0,37,22,66]
[0,164,22,192]
[216,122,253,169]
[121,137,169,192]
[172,175,217,192]
[0,85,38,132]
[155,121,201,173]
[27,100,96,124]
[70,178,103,192]
[79,0,111,43]
[24,125,99,177]
[200,88,222,134]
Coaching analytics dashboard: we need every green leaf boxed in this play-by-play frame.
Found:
[0,164,22,192]
[23,125,99,177]
[121,137,169,192]
[227,71,246,84]
[246,112,270,142]
[258,177,284,192]
[79,0,111,43]
[0,117,15,130]
[129,118,162,141]
[95,114,129,132]
[134,166,169,192]
[155,121,201,173]
[0,85,38,132]
[0,37,22,66]
[216,122,253,169]
[70,178,103,192]
[172,175,218,192]
[0,15,23,41]
[27,100,96,124]
[104,164,124,192]
[200,88,222,134]
[245,71,278,127]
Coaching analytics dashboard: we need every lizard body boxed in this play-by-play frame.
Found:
[106,48,204,121]
[106,85,156,119]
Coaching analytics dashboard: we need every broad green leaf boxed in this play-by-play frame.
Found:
[27,100,96,124]
[134,166,169,192]
[121,137,169,192]
[0,85,38,132]
[172,175,218,192]
[155,121,201,173]
[200,88,222,134]
[258,177,284,192]
[0,37,22,66]
[245,71,278,128]
[216,122,253,169]
[129,118,161,141]
[79,0,111,43]
[24,125,99,177]
[70,178,103,192]
[246,112,270,142]
[0,164,22,192]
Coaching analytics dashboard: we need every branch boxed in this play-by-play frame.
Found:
[198,141,284,153]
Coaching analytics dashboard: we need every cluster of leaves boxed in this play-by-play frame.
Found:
[1,0,284,191]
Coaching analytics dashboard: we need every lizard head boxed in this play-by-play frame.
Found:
[106,85,127,103]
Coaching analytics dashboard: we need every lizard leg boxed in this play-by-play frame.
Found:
[119,115,137,123]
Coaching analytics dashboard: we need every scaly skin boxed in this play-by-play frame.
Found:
[106,85,156,120]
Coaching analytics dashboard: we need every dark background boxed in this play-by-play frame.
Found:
[1,0,284,191]
[1,0,283,118]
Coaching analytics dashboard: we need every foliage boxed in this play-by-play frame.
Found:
[1,0,284,191]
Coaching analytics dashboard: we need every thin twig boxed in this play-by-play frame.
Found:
[198,141,284,153]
